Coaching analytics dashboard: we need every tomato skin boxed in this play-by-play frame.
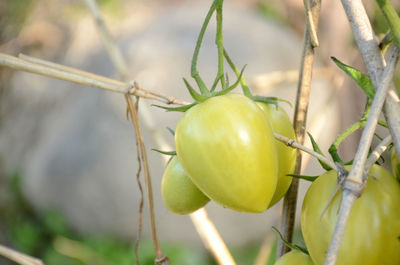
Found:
[175,94,278,213]
[391,148,400,181]
[274,250,315,265]
[301,165,400,265]
[257,103,296,207]
[161,156,210,214]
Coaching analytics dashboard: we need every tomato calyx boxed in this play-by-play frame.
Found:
[152,149,176,156]
[272,227,309,255]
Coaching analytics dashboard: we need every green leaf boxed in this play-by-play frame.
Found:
[213,65,247,96]
[331,57,375,100]
[166,127,175,136]
[287,174,319,182]
[251,96,292,108]
[307,132,332,171]
[328,144,344,164]
[152,149,177,156]
[152,102,197,112]
[183,78,209,102]
[272,227,309,255]
[210,73,224,92]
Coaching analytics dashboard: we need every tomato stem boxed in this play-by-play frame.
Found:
[223,48,252,97]
[190,0,218,95]
[215,0,225,89]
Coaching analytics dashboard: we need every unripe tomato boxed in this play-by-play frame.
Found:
[301,165,400,265]
[257,103,296,207]
[161,156,210,214]
[391,148,400,181]
[175,94,278,213]
[274,250,315,265]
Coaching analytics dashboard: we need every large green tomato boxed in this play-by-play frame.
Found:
[391,148,400,181]
[274,250,315,265]
[175,94,278,213]
[257,103,296,207]
[301,165,400,265]
[161,156,210,214]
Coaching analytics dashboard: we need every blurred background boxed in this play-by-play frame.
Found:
[0,0,398,264]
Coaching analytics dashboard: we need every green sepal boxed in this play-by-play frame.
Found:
[213,65,247,97]
[287,174,319,182]
[152,102,197,112]
[210,73,224,92]
[331,57,375,100]
[223,48,252,97]
[166,127,175,136]
[183,78,210,102]
[251,96,292,108]
[328,144,344,164]
[307,132,332,171]
[152,149,177,156]
[272,227,309,255]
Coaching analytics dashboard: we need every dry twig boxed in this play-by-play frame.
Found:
[323,46,399,265]
[277,0,321,257]
[0,244,45,265]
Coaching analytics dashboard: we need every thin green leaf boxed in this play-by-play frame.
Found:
[210,73,224,92]
[213,65,246,96]
[183,78,209,102]
[166,127,175,136]
[272,227,309,255]
[251,96,292,108]
[331,57,375,100]
[152,103,197,112]
[287,174,319,182]
[223,48,252,97]
[328,144,344,164]
[152,149,177,156]
[307,132,332,171]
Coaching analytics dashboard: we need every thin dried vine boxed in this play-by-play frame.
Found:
[278,0,321,257]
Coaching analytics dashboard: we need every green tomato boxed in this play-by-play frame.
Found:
[301,165,400,265]
[161,156,210,214]
[175,94,278,213]
[257,103,296,207]
[274,250,315,265]
[391,148,400,181]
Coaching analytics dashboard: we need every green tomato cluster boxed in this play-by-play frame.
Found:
[161,93,296,214]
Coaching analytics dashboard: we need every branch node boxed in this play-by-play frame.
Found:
[155,255,170,265]
[341,178,365,199]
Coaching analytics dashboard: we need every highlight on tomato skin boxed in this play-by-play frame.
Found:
[274,250,315,265]
[174,93,279,213]
[256,102,296,208]
[301,165,400,265]
[161,156,210,215]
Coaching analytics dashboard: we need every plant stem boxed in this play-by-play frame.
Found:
[191,0,218,94]
[323,45,399,265]
[215,0,225,89]
[223,48,252,97]
[0,244,44,265]
[341,0,400,159]
[0,53,189,105]
[376,0,400,48]
[365,135,392,172]
[277,0,321,257]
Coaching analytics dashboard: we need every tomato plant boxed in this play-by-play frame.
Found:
[161,156,210,214]
[274,250,315,265]
[391,148,400,181]
[257,103,296,207]
[301,165,400,265]
[175,93,278,213]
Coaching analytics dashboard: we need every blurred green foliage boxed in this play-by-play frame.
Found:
[0,172,279,265]
[0,0,34,42]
